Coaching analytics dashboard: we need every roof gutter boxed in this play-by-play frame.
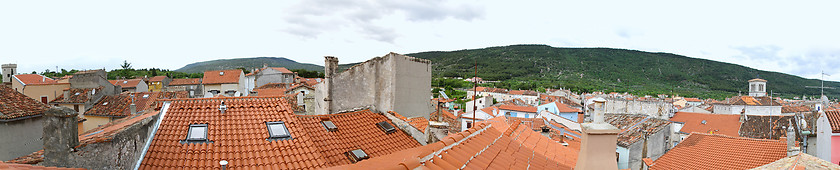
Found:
[134,101,171,170]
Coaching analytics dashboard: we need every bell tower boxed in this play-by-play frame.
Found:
[748,78,767,97]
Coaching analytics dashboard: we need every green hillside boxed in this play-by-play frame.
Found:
[175,57,324,73]
[408,44,839,99]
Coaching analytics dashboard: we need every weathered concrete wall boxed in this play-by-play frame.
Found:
[255,69,294,88]
[0,116,44,161]
[624,125,670,170]
[42,107,79,167]
[605,98,675,119]
[23,84,70,103]
[315,53,431,118]
[713,104,783,116]
[66,113,158,170]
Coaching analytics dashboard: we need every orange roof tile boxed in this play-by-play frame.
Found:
[139,97,419,169]
[605,114,671,147]
[253,88,287,96]
[0,86,49,121]
[781,105,812,113]
[247,67,294,76]
[670,112,741,136]
[148,76,167,82]
[684,98,702,102]
[406,117,429,131]
[169,78,201,86]
[650,133,787,170]
[50,87,101,104]
[506,117,546,131]
[86,92,185,117]
[498,104,538,113]
[825,111,840,133]
[328,116,579,169]
[110,79,143,88]
[202,69,242,84]
[13,74,59,85]
[553,101,582,113]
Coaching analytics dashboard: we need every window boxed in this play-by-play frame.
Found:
[266,121,292,140]
[40,96,48,104]
[466,121,473,128]
[345,149,370,163]
[759,84,764,91]
[751,84,756,91]
[322,120,338,131]
[376,121,396,134]
[73,105,80,112]
[182,124,210,143]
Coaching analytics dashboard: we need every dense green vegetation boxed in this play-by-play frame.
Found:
[410,45,840,100]
[40,61,203,80]
[175,57,324,73]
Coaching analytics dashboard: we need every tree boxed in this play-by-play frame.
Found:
[121,60,133,70]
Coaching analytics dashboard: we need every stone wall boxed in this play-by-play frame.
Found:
[42,107,79,167]
[315,53,431,118]
[604,98,675,119]
[0,116,44,161]
[66,114,157,170]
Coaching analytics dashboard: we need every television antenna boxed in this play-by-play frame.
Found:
[804,71,834,97]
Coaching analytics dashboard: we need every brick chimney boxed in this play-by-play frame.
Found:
[42,107,79,167]
[575,98,620,170]
[324,56,338,114]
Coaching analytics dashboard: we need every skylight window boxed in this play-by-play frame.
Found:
[74,92,80,95]
[266,121,292,140]
[182,124,210,143]
[345,149,370,163]
[376,121,396,134]
[102,102,109,105]
[142,94,149,98]
[322,120,337,132]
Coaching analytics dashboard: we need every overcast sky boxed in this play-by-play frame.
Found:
[2,0,839,81]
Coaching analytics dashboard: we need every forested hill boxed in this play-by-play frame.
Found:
[175,57,324,73]
[408,44,839,99]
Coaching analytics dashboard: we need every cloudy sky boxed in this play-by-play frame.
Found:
[2,0,839,81]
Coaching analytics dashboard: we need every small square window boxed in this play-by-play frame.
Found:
[182,124,210,143]
[322,121,338,132]
[376,121,396,134]
[266,121,292,140]
[345,149,370,163]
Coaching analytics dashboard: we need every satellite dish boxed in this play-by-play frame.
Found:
[234,91,242,97]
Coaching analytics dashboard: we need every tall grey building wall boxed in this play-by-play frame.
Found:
[0,116,44,161]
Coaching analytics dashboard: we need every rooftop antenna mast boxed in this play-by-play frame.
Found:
[805,70,833,97]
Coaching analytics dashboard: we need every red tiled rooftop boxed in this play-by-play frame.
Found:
[684,98,702,102]
[169,78,201,86]
[139,97,419,169]
[498,104,538,113]
[781,105,811,113]
[148,76,167,82]
[670,112,741,136]
[246,67,294,76]
[0,86,49,121]
[329,116,580,169]
[825,111,840,133]
[553,101,582,113]
[202,69,242,84]
[109,79,143,88]
[405,117,429,131]
[86,92,185,117]
[650,133,786,170]
[13,74,59,85]
[253,88,287,96]
[605,114,671,147]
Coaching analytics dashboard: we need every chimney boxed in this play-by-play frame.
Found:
[63,90,69,100]
[427,121,449,143]
[42,107,79,167]
[130,94,137,115]
[219,101,227,114]
[324,56,338,114]
[575,97,620,170]
[786,123,800,156]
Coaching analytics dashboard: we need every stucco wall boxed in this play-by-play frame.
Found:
[316,53,431,118]
[59,104,86,115]
[255,69,295,88]
[0,116,44,161]
[713,104,784,116]
[82,116,112,133]
[23,84,70,103]
[815,113,831,161]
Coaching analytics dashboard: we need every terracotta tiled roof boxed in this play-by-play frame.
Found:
[148,76,167,82]
[781,105,812,113]
[256,83,287,89]
[739,115,797,140]
[824,111,840,133]
[202,69,242,84]
[724,96,781,106]
[110,79,143,88]
[139,97,420,169]
[247,67,294,76]
[605,114,671,147]
[506,116,546,131]
[13,74,58,85]
[405,117,429,131]
[650,133,786,170]
[498,104,537,113]
[0,161,84,170]
[253,88,287,96]
[553,101,582,113]
[86,92,182,117]
[684,98,702,102]
[508,90,538,96]
[80,110,160,145]
[6,150,44,164]
[749,78,768,82]
[299,78,322,86]
[752,153,840,169]
[169,78,201,86]
[670,112,741,136]
[328,116,580,169]
[0,86,50,121]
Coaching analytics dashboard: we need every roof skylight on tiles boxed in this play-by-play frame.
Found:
[182,124,211,143]
[345,149,369,163]
[376,121,396,134]
[322,120,337,131]
[266,121,292,140]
